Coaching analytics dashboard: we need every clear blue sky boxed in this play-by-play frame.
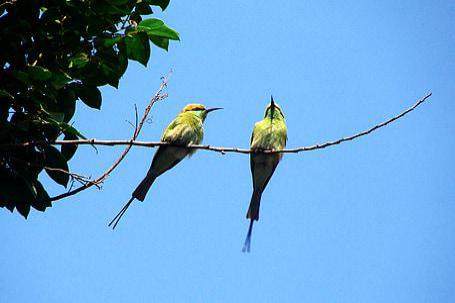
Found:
[2,1,455,302]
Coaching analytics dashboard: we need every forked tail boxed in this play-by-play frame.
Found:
[108,196,135,230]
[243,190,262,252]
[242,219,255,253]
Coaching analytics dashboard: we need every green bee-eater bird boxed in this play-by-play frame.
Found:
[109,104,222,229]
[243,96,287,252]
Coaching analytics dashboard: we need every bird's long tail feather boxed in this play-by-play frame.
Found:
[246,190,261,221]
[243,190,261,252]
[132,174,156,202]
[108,196,135,230]
[242,219,255,253]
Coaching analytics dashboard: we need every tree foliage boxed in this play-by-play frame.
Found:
[0,0,179,218]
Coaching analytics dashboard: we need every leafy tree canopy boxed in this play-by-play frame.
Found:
[0,0,179,218]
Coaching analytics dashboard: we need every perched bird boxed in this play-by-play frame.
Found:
[243,96,287,252]
[109,104,222,229]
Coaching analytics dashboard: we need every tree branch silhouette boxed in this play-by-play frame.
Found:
[3,92,432,155]
[0,91,431,203]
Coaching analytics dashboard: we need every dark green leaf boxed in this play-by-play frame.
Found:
[0,89,14,99]
[1,200,15,213]
[107,77,119,88]
[49,112,65,123]
[51,71,71,89]
[145,0,170,11]
[139,18,164,29]
[61,132,78,161]
[149,35,169,51]
[94,1,130,14]
[16,178,38,219]
[69,53,89,69]
[16,203,31,219]
[110,6,130,15]
[28,66,53,81]
[103,36,122,48]
[12,71,30,84]
[139,18,180,40]
[58,88,77,122]
[99,61,120,88]
[107,0,129,5]
[0,176,37,219]
[92,47,125,88]
[39,105,66,124]
[60,123,86,139]
[149,25,179,40]
[117,40,129,77]
[60,123,96,152]
[44,146,70,187]
[124,31,150,66]
[77,85,102,109]
[30,181,51,211]
[136,2,153,15]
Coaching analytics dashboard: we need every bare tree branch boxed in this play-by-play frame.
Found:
[7,156,100,188]
[0,91,431,204]
[46,167,101,188]
[43,71,172,202]
[2,92,432,155]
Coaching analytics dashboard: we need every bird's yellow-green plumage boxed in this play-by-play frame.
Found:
[243,96,287,252]
[160,104,206,148]
[109,103,221,229]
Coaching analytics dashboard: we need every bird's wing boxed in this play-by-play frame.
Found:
[283,122,288,146]
[251,153,280,193]
[250,118,286,191]
[280,122,288,148]
[250,121,260,174]
[150,145,188,177]
[162,115,202,145]
[250,124,256,145]
[250,120,280,190]
[161,118,180,142]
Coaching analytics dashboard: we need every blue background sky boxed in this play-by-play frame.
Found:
[2,0,455,302]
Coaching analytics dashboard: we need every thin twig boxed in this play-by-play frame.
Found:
[134,104,138,132]
[2,92,432,155]
[124,104,138,130]
[8,156,100,188]
[44,167,99,187]
[43,71,172,202]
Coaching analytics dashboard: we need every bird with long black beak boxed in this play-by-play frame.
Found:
[109,104,222,229]
[243,96,287,252]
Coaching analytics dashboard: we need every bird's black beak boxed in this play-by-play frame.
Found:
[205,107,223,113]
[270,95,276,117]
[270,95,275,110]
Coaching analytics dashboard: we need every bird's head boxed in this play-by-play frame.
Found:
[264,96,285,120]
[181,104,223,121]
